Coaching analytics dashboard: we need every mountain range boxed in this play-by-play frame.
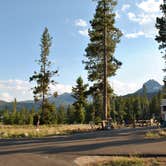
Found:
[0,93,76,111]
[0,79,163,111]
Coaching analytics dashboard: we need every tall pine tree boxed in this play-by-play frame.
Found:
[156,0,166,95]
[83,0,122,120]
[30,27,58,124]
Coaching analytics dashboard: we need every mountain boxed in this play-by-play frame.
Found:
[0,80,163,111]
[0,93,75,111]
[48,93,75,106]
[127,79,162,98]
[135,79,162,94]
[0,101,37,111]
[0,100,6,105]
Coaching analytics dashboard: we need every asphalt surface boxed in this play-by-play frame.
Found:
[0,127,166,166]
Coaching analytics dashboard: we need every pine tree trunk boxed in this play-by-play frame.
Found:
[103,0,108,121]
[42,62,46,115]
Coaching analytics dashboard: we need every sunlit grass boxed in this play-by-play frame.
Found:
[145,129,166,139]
[98,157,143,166]
[0,124,94,138]
[95,157,160,166]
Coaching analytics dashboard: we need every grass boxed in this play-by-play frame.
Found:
[95,157,160,166]
[145,129,166,139]
[100,157,144,166]
[75,156,165,166]
[0,124,95,139]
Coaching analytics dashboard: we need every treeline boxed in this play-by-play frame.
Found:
[0,103,91,125]
[0,104,71,125]
[0,91,162,125]
[110,93,162,124]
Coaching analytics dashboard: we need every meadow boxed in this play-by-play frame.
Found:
[0,124,95,139]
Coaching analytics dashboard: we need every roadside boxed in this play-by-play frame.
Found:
[74,156,166,166]
[0,127,165,166]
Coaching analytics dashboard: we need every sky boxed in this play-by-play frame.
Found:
[0,0,164,101]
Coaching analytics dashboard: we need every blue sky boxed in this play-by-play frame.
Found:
[0,0,164,101]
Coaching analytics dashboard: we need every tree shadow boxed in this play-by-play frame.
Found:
[0,128,165,156]
[0,127,154,147]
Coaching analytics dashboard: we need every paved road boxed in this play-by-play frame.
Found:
[0,127,166,166]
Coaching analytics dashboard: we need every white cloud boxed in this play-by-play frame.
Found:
[0,80,33,102]
[128,12,139,22]
[75,19,87,27]
[125,31,145,39]
[126,0,162,39]
[121,4,130,12]
[50,83,72,95]
[78,29,89,37]
[110,80,141,96]
[0,93,13,102]
[0,80,31,92]
[0,79,72,102]
[128,12,159,26]
[137,0,162,13]
[75,19,89,37]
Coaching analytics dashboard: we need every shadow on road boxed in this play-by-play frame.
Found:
[0,127,165,156]
[0,127,155,147]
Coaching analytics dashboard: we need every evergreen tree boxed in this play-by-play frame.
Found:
[83,0,122,120]
[0,111,3,123]
[130,96,142,127]
[72,76,88,123]
[133,97,141,121]
[123,98,129,124]
[40,103,57,124]
[19,107,28,125]
[30,27,58,124]
[156,0,166,94]
[57,105,66,124]
[66,105,76,124]
[85,103,95,123]
[150,96,159,118]
[115,97,125,124]
[149,92,162,119]
[142,86,150,120]
[33,113,40,126]
[28,107,35,125]
[135,85,149,120]
[11,98,17,124]
[3,109,9,124]
[110,96,117,122]
[13,98,17,113]
[92,87,103,122]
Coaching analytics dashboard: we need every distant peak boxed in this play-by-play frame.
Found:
[132,79,162,97]
[146,79,158,83]
[143,79,161,87]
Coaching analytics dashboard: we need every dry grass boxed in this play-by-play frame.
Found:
[99,157,161,166]
[0,124,95,138]
[99,157,144,166]
[75,156,164,166]
[158,129,166,137]
[145,129,166,139]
